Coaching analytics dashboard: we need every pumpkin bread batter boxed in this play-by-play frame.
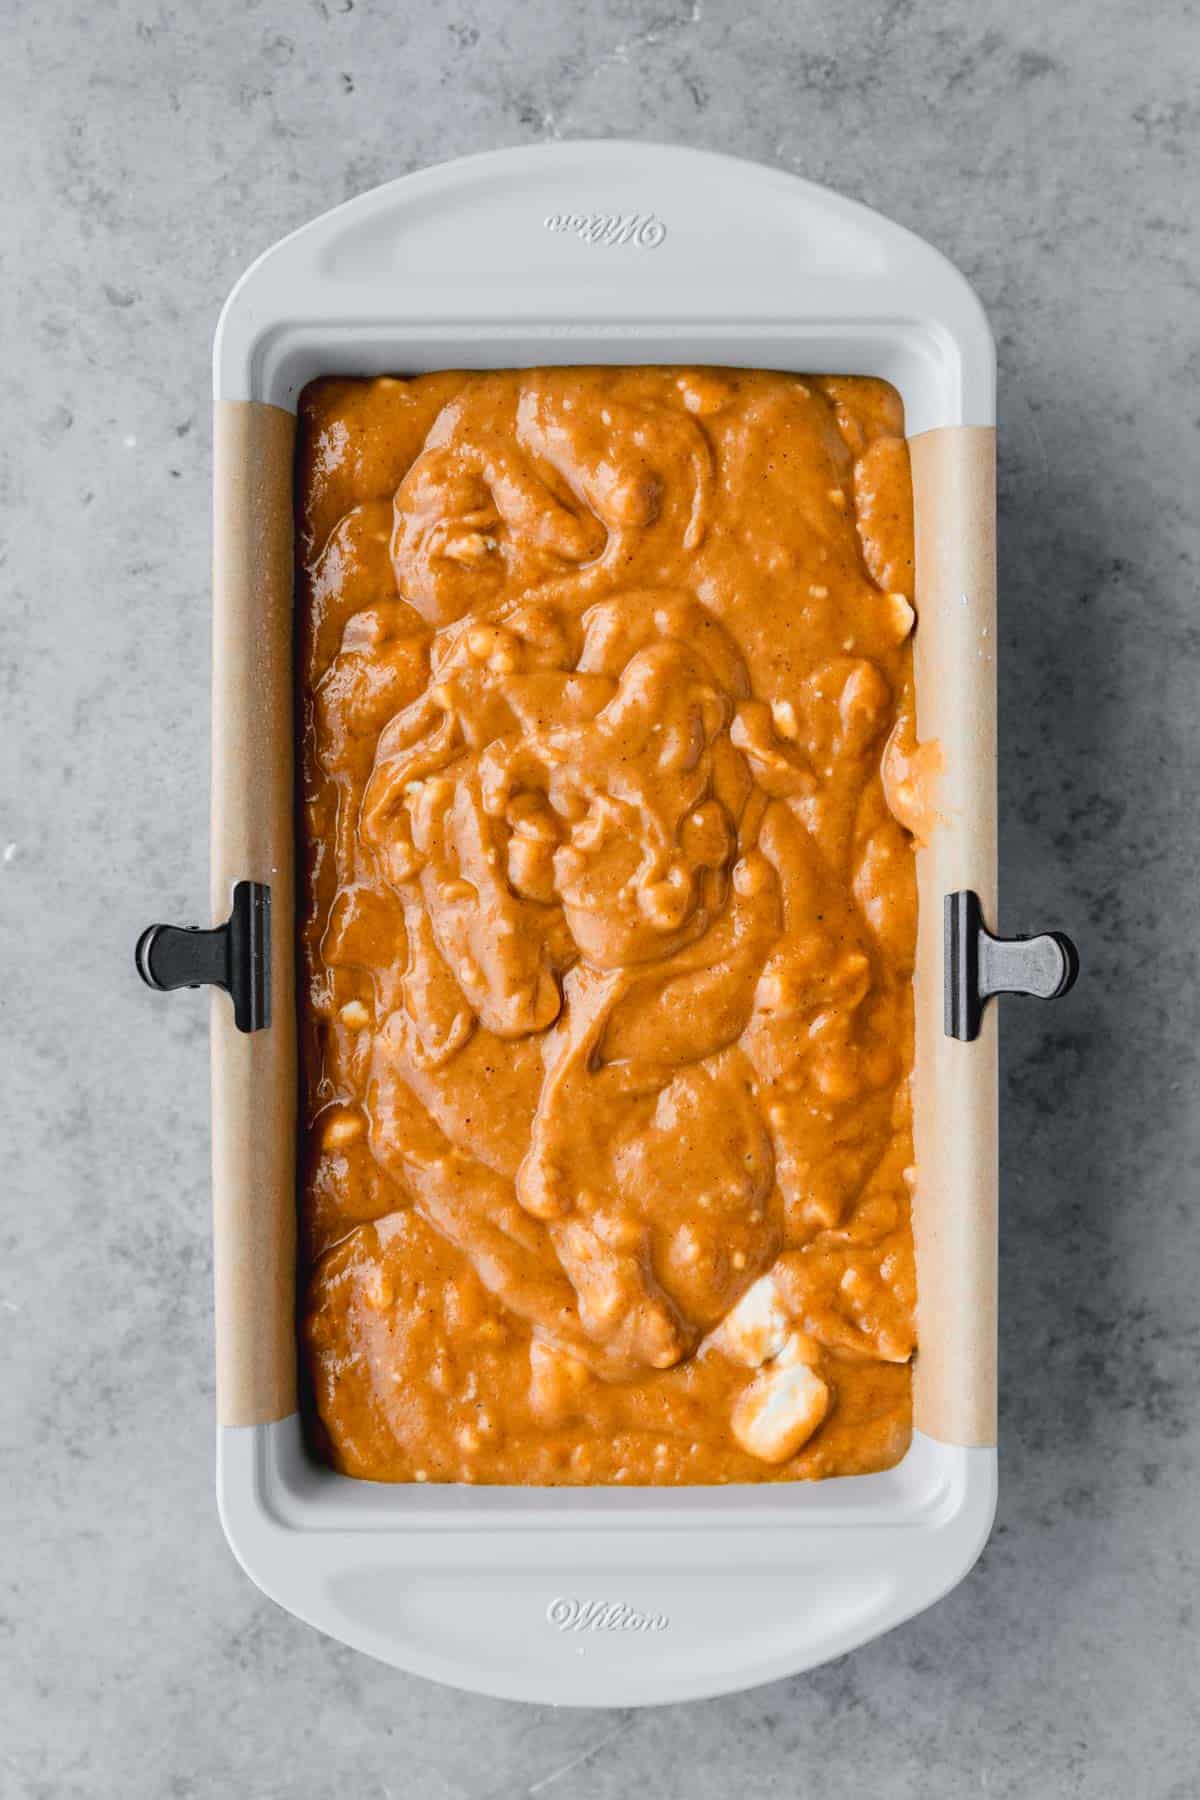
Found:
[297,367,919,1485]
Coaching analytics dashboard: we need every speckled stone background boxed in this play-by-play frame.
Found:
[3,0,1197,1793]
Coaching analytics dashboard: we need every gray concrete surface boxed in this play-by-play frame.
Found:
[3,0,1197,1794]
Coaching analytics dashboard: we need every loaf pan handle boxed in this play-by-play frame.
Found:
[136,880,271,1033]
[946,889,1078,1041]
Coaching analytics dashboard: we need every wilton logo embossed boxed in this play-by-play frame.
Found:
[543,211,667,249]
[547,1597,670,1632]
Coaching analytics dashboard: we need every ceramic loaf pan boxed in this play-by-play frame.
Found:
[141,142,1079,1705]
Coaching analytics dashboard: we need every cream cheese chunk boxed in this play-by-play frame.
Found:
[731,1353,831,1463]
[708,1273,791,1367]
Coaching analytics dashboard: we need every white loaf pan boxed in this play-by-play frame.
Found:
[153,142,1037,1704]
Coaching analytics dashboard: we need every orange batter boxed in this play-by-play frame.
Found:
[296,368,919,1485]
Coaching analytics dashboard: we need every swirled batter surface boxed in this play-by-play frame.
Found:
[297,368,919,1484]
